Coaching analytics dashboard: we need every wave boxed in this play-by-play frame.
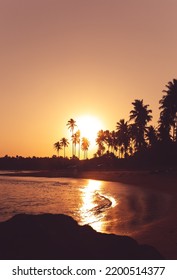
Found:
[89,192,112,215]
[80,192,113,226]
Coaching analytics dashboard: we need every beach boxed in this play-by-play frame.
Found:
[25,168,177,259]
[78,169,177,259]
[1,168,177,259]
[75,169,176,259]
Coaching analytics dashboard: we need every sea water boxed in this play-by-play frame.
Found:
[0,174,172,235]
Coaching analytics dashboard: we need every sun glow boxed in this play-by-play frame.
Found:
[80,179,103,232]
[76,115,103,147]
[79,179,117,232]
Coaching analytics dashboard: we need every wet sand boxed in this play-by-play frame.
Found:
[78,170,177,260]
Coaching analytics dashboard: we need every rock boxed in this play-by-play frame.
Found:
[0,214,164,260]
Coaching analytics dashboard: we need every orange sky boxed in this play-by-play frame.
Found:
[0,0,177,158]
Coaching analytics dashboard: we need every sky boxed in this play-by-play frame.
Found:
[0,0,177,158]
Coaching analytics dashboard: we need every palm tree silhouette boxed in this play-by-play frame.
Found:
[104,130,111,152]
[129,99,152,151]
[145,126,158,147]
[67,118,77,157]
[96,130,106,156]
[128,124,137,155]
[158,115,171,142]
[116,119,130,158]
[60,137,69,157]
[72,130,80,158]
[53,141,62,157]
[96,142,106,157]
[81,137,90,159]
[110,130,118,155]
[159,79,177,142]
[76,130,81,159]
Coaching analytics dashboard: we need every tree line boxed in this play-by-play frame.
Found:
[54,119,90,159]
[54,79,177,159]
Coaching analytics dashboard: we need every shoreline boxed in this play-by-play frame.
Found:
[79,170,177,259]
[1,169,177,259]
[1,168,177,192]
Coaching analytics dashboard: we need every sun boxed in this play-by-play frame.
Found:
[76,115,103,147]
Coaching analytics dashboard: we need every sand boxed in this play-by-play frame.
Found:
[78,170,177,260]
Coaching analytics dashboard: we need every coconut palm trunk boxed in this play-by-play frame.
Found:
[67,118,77,157]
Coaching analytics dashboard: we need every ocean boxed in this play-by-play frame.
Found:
[0,174,171,235]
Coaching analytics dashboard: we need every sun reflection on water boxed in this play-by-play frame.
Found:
[79,179,117,232]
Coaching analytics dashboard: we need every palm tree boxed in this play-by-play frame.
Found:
[159,79,177,142]
[67,118,77,156]
[71,130,80,157]
[81,137,90,159]
[110,130,118,155]
[71,133,77,157]
[128,124,137,155]
[77,130,81,158]
[145,126,158,147]
[72,130,81,158]
[116,119,130,158]
[96,130,106,155]
[158,114,171,142]
[53,141,62,157]
[104,130,112,152]
[104,130,118,155]
[60,137,69,157]
[129,99,152,150]
[67,118,77,134]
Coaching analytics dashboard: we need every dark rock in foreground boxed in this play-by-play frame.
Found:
[0,214,164,260]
